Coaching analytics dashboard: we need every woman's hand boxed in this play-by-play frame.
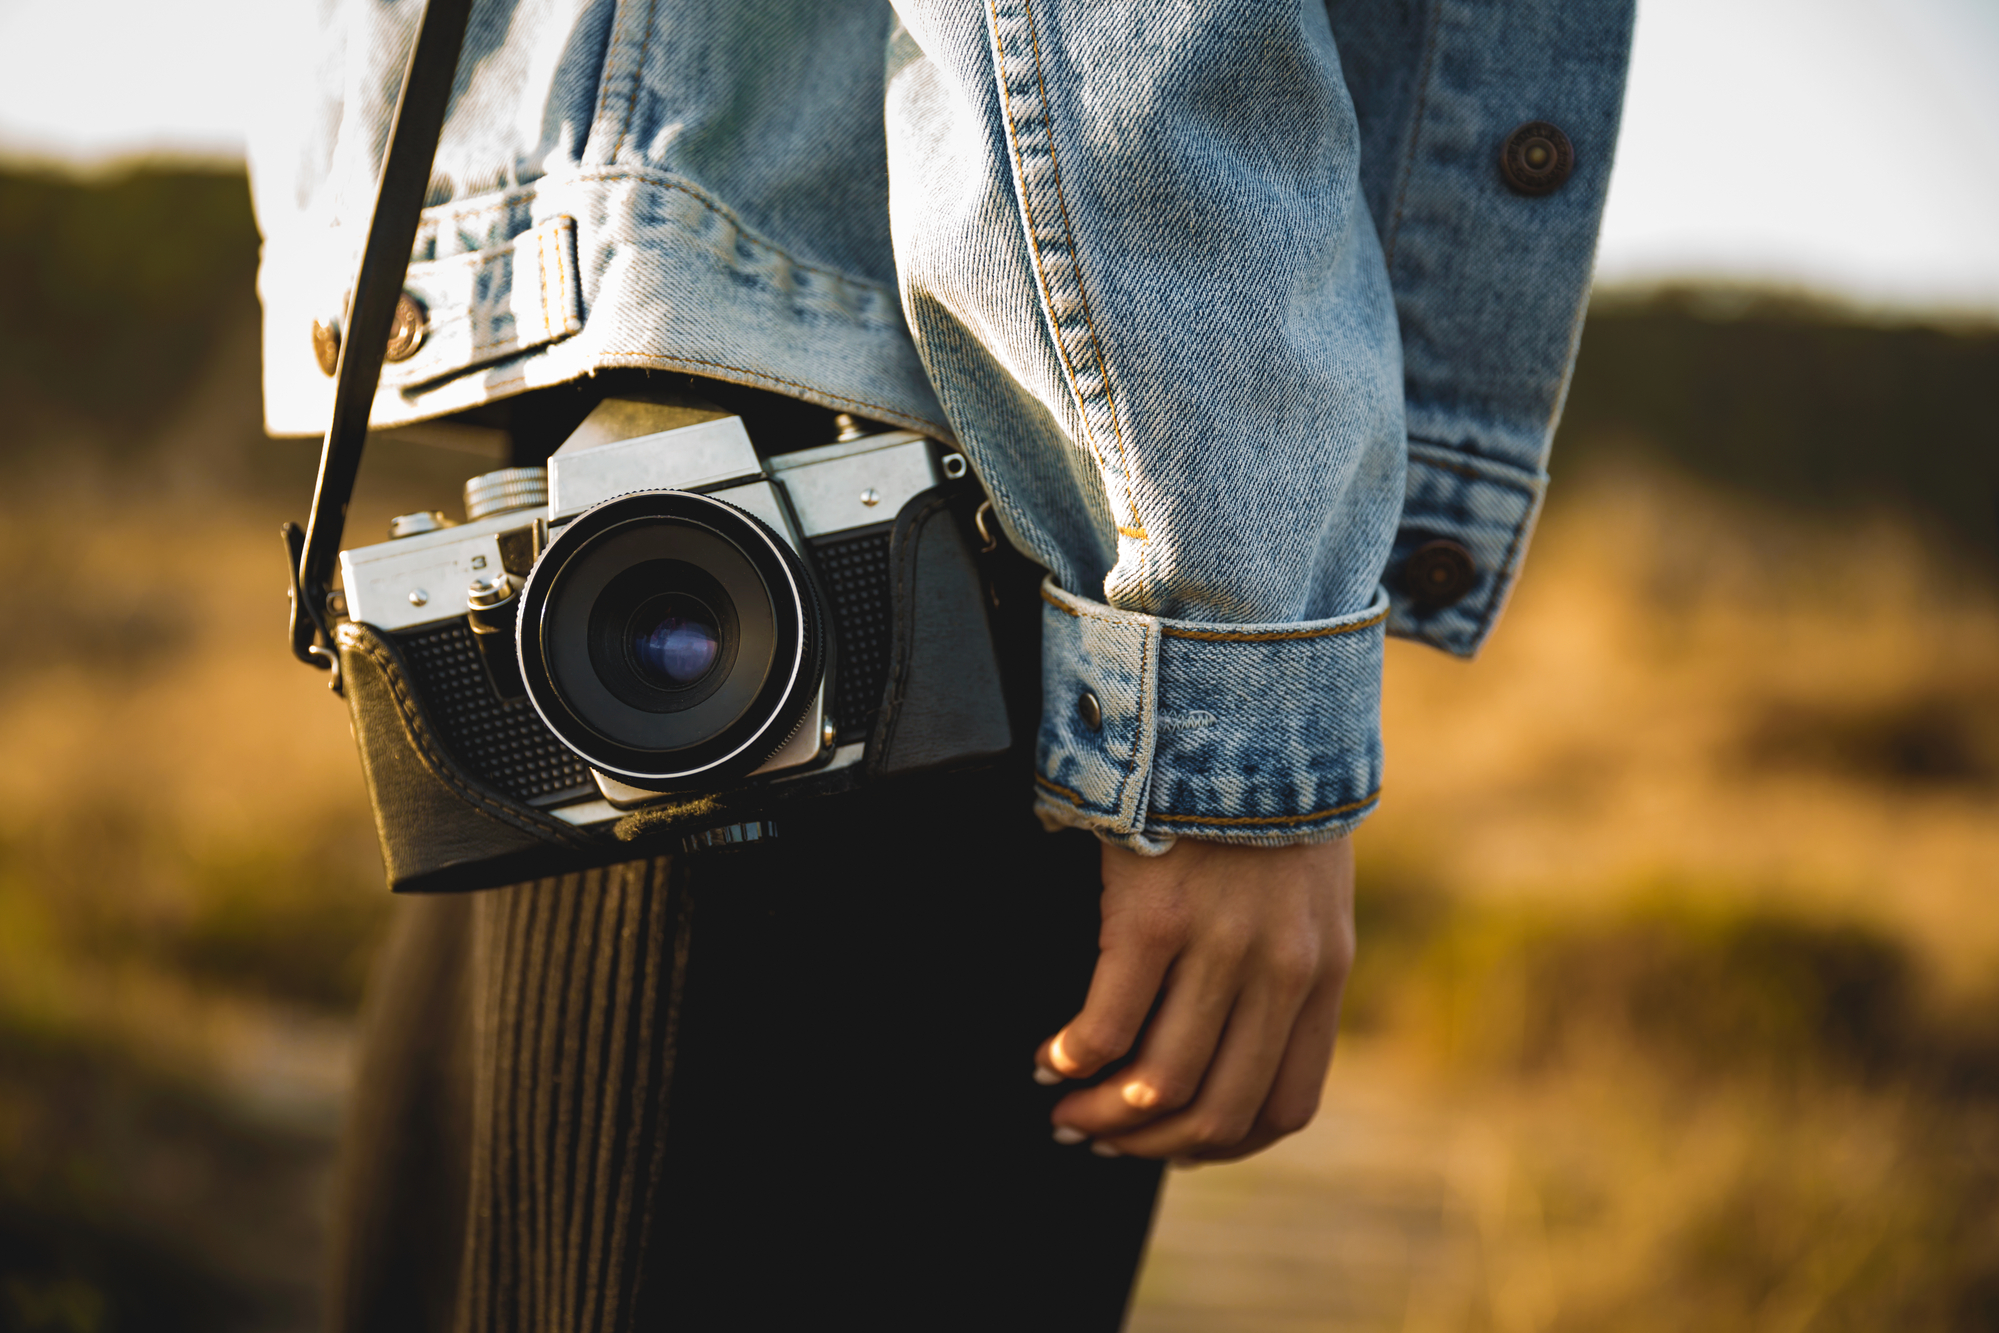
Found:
[1035,836,1355,1163]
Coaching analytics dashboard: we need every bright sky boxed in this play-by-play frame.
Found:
[1,0,1995,315]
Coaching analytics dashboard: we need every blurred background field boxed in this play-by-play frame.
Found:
[2,156,1997,1332]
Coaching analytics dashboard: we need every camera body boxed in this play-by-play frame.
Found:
[331,395,1009,884]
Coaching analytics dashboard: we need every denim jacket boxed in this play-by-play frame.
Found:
[253,0,1634,852]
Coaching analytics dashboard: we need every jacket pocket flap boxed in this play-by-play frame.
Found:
[382,215,583,390]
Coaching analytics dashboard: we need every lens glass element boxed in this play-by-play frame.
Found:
[632,605,721,688]
[519,493,824,786]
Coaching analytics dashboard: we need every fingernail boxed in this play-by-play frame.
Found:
[1052,1125,1087,1146]
[1033,1065,1062,1086]
[1090,1141,1123,1158]
[1120,1081,1160,1110]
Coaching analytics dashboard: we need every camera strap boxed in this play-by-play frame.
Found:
[286,0,476,672]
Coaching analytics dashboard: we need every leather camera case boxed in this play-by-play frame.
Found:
[337,486,1016,893]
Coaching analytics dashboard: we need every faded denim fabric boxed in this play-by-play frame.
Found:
[1035,581,1392,853]
[251,0,1633,852]
[1329,0,1639,657]
[255,0,944,439]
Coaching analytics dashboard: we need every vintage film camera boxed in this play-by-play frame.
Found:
[328,394,1015,891]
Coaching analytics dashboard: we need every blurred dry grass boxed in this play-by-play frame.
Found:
[2,165,1997,1331]
[1130,465,1999,1331]
[0,310,481,1330]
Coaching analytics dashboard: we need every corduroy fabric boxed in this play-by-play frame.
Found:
[458,859,690,1333]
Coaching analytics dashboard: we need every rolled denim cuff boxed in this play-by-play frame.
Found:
[1032,579,1388,855]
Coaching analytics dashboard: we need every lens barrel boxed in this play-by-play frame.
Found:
[515,490,825,790]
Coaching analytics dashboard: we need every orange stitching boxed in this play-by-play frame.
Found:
[1037,586,1145,628]
[1016,0,1143,531]
[984,0,1118,496]
[1116,525,1147,540]
[554,218,580,333]
[1037,775,1381,829]
[545,217,572,335]
[426,231,570,359]
[556,225,571,330]
[408,170,898,301]
[586,14,637,163]
[385,226,951,421]
[1086,600,1158,818]
[609,0,661,162]
[408,194,527,242]
[406,237,513,280]
[1033,773,1087,805]
[1031,574,1154,820]
[405,173,893,309]
[1152,792,1380,826]
[1040,586,1388,640]
[538,225,554,341]
[382,210,945,431]
[1163,607,1389,642]
[570,170,893,294]
[392,217,573,354]
[384,236,553,376]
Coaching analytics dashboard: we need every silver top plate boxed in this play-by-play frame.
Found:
[339,510,526,632]
[549,414,762,518]
[767,431,942,537]
[339,422,942,634]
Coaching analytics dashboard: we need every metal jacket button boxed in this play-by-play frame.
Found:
[311,316,340,376]
[311,290,426,374]
[1077,689,1103,732]
[384,292,427,362]
[1401,539,1479,611]
[1499,121,1575,196]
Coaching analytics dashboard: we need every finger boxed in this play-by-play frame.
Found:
[1091,961,1315,1158]
[1051,945,1245,1136]
[1035,932,1176,1083]
[1180,961,1347,1163]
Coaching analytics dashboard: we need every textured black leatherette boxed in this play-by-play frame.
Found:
[869,489,1014,778]
[337,622,604,893]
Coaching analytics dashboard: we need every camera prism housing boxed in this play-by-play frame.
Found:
[334,396,1004,861]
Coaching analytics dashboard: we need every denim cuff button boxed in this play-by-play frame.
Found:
[1500,121,1575,196]
[1077,690,1103,732]
[1400,539,1479,611]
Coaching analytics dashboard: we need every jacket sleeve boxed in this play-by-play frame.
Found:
[883,0,1631,853]
[1327,0,1636,656]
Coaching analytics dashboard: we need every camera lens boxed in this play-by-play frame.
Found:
[630,599,721,688]
[580,559,743,717]
[515,490,825,791]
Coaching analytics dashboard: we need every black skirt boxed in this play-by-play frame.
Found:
[326,764,1164,1332]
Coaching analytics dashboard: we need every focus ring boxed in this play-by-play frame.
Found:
[515,489,824,789]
